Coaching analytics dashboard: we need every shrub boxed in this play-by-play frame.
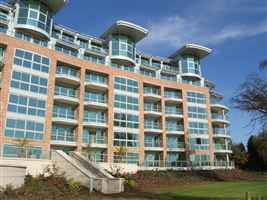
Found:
[67,178,81,192]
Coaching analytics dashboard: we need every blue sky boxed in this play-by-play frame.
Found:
[53,0,267,144]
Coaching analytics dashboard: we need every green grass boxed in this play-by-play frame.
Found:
[136,181,267,200]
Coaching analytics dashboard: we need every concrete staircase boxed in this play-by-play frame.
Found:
[51,150,124,194]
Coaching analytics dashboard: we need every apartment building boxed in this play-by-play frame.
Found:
[0,0,233,169]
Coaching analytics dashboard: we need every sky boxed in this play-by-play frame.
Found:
[52,0,267,144]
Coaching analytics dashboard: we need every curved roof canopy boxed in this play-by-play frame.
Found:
[9,0,68,13]
[169,43,212,59]
[101,20,149,43]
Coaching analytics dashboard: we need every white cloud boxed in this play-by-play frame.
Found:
[139,0,267,54]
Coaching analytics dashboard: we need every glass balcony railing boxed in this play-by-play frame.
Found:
[84,117,107,124]
[83,152,108,163]
[164,93,182,99]
[144,140,162,148]
[85,74,107,85]
[212,114,229,121]
[167,142,185,149]
[144,121,161,129]
[53,111,76,120]
[89,135,106,145]
[54,86,78,98]
[51,133,76,142]
[162,65,179,73]
[213,128,230,136]
[56,66,80,79]
[84,95,107,104]
[190,144,209,150]
[144,87,161,96]
[214,144,231,151]
[144,104,161,112]
[166,125,184,132]
[165,108,183,115]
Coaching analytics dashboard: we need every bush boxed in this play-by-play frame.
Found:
[67,178,81,192]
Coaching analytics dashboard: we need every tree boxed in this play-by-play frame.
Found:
[230,143,247,169]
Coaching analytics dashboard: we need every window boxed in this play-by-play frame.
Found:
[54,85,77,98]
[181,56,201,75]
[11,71,48,95]
[0,25,7,33]
[160,73,177,82]
[5,118,44,140]
[164,89,182,99]
[17,0,51,34]
[8,94,46,117]
[190,154,210,162]
[189,121,209,135]
[113,152,139,164]
[165,104,182,115]
[55,45,78,57]
[85,71,107,84]
[51,125,75,142]
[140,68,156,78]
[112,34,135,59]
[182,78,201,86]
[78,39,88,49]
[84,90,106,103]
[84,109,106,123]
[188,106,208,119]
[187,92,206,104]
[114,77,138,93]
[62,33,75,44]
[113,131,138,147]
[53,104,76,119]
[114,94,139,111]
[83,53,105,65]
[14,49,50,73]
[189,138,209,150]
[145,135,162,147]
[3,143,42,159]
[56,65,79,78]
[114,113,139,129]
[15,32,48,47]
[143,85,160,95]
[165,120,183,131]
[144,118,161,129]
[83,128,106,144]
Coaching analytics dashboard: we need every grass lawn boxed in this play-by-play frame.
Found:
[138,181,267,200]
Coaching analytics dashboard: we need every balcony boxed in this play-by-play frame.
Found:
[143,87,161,101]
[166,126,184,135]
[51,135,77,147]
[83,152,108,163]
[144,122,162,133]
[87,136,107,148]
[165,109,183,118]
[54,88,79,105]
[84,45,107,56]
[212,114,230,125]
[161,65,179,74]
[213,128,231,138]
[167,142,185,151]
[144,104,162,116]
[56,68,80,86]
[84,76,108,91]
[84,97,108,109]
[164,93,182,103]
[52,112,78,126]
[0,55,5,68]
[0,12,9,25]
[211,99,229,111]
[214,144,232,153]
[140,59,161,71]
[144,141,163,151]
[83,117,107,128]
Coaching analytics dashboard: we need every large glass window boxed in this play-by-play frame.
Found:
[181,56,201,75]
[187,92,206,104]
[5,118,44,140]
[3,143,42,159]
[188,106,208,119]
[114,113,139,129]
[54,85,77,98]
[85,71,107,84]
[189,138,209,150]
[83,128,106,144]
[114,94,139,111]
[55,45,78,57]
[56,65,79,78]
[51,125,75,142]
[114,77,138,93]
[165,120,183,131]
[84,90,107,103]
[15,32,48,47]
[144,118,161,129]
[17,0,51,34]
[14,49,50,73]
[189,121,209,135]
[140,68,156,78]
[83,109,106,123]
[113,131,138,147]
[112,34,135,60]
[10,71,48,95]
[8,94,46,117]
[53,104,76,120]
[83,53,105,65]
